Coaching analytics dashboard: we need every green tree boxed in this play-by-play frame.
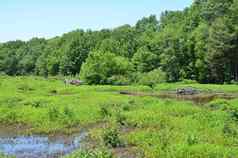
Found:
[80,51,133,84]
[207,17,237,83]
[132,47,159,73]
[60,30,97,75]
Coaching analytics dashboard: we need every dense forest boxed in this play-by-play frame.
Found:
[0,0,238,84]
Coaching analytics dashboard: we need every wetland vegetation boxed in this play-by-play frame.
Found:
[0,76,238,157]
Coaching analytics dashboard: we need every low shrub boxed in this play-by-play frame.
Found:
[206,99,230,110]
[187,134,199,145]
[137,69,166,88]
[99,104,112,119]
[223,121,238,137]
[103,128,123,148]
[115,112,127,126]
[62,106,78,126]
[63,106,75,119]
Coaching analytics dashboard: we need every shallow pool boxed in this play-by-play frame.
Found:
[0,132,86,158]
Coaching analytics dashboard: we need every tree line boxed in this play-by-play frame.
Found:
[0,0,238,84]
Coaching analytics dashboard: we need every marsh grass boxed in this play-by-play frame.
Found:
[1,76,238,157]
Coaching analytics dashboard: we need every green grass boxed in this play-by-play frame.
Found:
[0,76,145,134]
[1,76,238,158]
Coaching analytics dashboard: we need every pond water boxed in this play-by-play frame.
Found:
[0,132,86,158]
[157,92,235,104]
[119,91,236,104]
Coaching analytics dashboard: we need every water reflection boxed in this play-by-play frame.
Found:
[0,133,86,158]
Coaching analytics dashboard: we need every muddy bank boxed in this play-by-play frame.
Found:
[119,90,236,104]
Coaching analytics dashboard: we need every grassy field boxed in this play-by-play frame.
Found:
[1,76,238,158]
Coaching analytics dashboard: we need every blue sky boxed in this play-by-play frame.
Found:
[0,0,193,42]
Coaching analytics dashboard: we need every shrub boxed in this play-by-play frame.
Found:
[115,112,127,126]
[137,68,166,88]
[63,106,75,119]
[229,107,238,121]
[206,99,230,110]
[80,51,133,85]
[122,104,131,111]
[99,104,112,119]
[103,128,122,148]
[223,121,238,137]
[62,106,77,126]
[187,134,199,145]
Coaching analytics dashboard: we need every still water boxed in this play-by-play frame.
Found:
[0,132,86,158]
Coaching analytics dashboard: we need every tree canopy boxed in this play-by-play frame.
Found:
[1,0,238,84]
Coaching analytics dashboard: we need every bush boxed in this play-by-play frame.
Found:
[115,112,127,126]
[62,106,77,127]
[187,134,199,145]
[103,128,122,148]
[63,106,75,118]
[138,68,166,88]
[206,99,230,110]
[80,51,133,85]
[223,121,238,137]
[99,104,112,119]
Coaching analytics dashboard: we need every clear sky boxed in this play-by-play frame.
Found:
[0,0,193,42]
